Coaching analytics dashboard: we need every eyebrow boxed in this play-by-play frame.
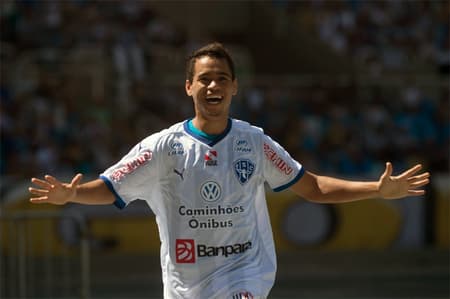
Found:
[197,71,232,78]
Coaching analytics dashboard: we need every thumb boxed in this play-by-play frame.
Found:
[381,162,393,180]
[70,173,83,187]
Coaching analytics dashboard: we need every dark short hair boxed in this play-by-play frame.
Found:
[186,42,235,82]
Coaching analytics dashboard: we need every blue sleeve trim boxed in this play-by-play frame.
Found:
[273,167,305,192]
[99,175,127,209]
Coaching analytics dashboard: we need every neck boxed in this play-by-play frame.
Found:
[192,117,229,135]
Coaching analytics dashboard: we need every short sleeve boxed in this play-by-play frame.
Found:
[261,135,304,192]
[100,137,161,209]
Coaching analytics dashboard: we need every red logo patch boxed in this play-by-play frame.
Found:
[204,150,217,160]
[204,150,218,166]
[176,239,196,263]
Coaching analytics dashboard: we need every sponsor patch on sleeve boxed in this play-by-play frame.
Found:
[111,149,153,182]
[263,143,293,175]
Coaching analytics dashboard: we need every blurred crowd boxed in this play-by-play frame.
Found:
[248,0,449,178]
[238,83,449,177]
[0,0,448,190]
[1,0,189,181]
[289,0,449,75]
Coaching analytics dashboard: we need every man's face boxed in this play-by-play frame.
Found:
[185,56,237,121]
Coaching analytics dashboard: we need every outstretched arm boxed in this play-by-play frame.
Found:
[29,174,115,205]
[290,162,430,203]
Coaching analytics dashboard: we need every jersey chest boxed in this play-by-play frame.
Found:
[162,135,260,205]
[159,134,261,237]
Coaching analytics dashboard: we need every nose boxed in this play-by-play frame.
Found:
[207,80,218,90]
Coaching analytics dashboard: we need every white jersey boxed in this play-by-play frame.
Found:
[100,118,304,299]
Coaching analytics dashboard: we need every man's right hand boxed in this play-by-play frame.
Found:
[29,174,83,205]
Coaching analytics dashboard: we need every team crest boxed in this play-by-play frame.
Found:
[233,159,255,185]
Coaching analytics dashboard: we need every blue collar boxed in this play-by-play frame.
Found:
[184,119,232,146]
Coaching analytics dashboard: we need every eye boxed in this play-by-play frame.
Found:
[199,78,210,84]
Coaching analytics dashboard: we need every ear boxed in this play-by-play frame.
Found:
[232,79,238,96]
[185,80,192,96]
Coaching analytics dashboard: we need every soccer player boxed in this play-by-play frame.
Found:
[29,42,430,299]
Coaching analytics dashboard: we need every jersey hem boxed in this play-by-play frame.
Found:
[99,175,127,209]
[272,167,305,192]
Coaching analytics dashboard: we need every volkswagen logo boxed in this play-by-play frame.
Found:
[200,181,221,202]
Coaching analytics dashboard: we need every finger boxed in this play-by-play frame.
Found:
[407,190,425,196]
[28,187,49,196]
[407,172,430,182]
[410,179,430,188]
[408,174,430,184]
[30,196,49,203]
[71,173,83,187]
[45,175,61,187]
[398,164,422,179]
[31,178,53,189]
[381,162,393,179]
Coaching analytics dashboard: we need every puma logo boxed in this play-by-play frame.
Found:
[173,168,185,180]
